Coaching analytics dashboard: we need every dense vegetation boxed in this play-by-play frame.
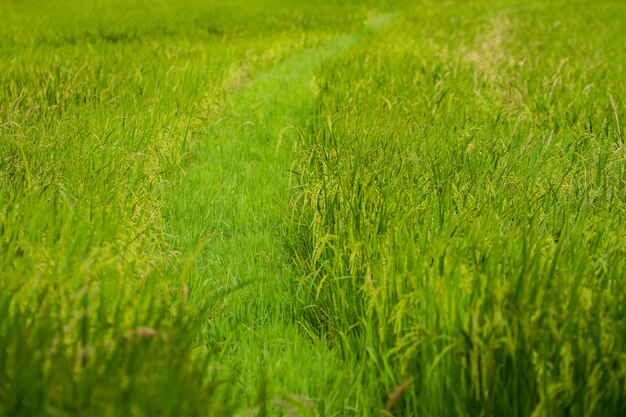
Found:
[1,1,625,416]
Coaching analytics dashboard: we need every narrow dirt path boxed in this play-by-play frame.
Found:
[166,14,396,415]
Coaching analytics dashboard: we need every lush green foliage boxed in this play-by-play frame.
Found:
[293,1,626,415]
[1,0,625,416]
[0,1,373,414]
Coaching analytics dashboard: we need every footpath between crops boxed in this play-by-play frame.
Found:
[166,14,396,415]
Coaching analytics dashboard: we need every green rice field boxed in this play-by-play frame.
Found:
[1,0,625,416]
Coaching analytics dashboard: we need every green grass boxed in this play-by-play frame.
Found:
[292,1,626,415]
[1,0,626,416]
